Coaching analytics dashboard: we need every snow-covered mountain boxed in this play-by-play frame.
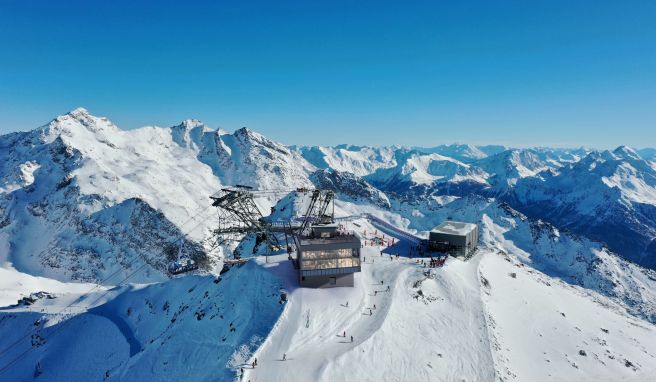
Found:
[366,151,489,192]
[294,144,399,177]
[2,108,656,381]
[412,143,489,163]
[299,143,656,269]
[0,109,317,284]
[509,146,656,268]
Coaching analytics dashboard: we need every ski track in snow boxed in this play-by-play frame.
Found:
[2,109,656,381]
[2,219,656,381]
[245,221,494,382]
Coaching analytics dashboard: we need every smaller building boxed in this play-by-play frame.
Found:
[294,224,361,288]
[429,221,479,258]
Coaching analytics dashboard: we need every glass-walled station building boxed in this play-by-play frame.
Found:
[428,221,479,258]
[294,224,361,288]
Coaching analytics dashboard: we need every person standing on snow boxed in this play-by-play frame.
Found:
[283,353,286,361]
[351,335,353,343]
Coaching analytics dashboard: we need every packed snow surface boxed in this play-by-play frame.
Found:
[1,108,656,381]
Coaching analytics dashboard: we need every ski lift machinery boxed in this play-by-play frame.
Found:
[167,187,336,274]
[210,186,335,260]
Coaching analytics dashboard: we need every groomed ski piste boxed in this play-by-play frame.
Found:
[2,109,656,381]
[2,216,656,381]
[242,218,656,382]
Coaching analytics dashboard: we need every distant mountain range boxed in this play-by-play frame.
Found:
[2,108,655,278]
[2,108,656,381]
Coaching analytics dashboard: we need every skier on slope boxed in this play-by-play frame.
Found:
[351,335,353,343]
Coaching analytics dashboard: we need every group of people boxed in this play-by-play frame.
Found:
[427,257,446,268]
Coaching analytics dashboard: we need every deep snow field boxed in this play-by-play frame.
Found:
[244,219,656,382]
[2,109,656,381]
[2,217,656,381]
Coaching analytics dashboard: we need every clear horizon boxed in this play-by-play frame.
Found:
[14,106,652,152]
[1,1,655,149]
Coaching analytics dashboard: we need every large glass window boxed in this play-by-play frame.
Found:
[300,248,360,270]
[302,248,354,260]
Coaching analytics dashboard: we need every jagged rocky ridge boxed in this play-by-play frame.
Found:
[2,108,656,381]
[0,108,655,318]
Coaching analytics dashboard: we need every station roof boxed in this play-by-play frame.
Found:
[432,221,477,236]
[295,233,360,247]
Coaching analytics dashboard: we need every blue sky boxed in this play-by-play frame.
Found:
[1,0,655,148]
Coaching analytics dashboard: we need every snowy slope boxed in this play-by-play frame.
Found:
[367,151,488,189]
[295,144,400,178]
[509,147,656,268]
[246,248,495,382]
[0,261,284,381]
[2,108,656,382]
[244,219,656,382]
[474,149,557,190]
[0,109,318,284]
[481,251,656,381]
[302,142,656,269]
[413,143,489,163]
[0,110,221,283]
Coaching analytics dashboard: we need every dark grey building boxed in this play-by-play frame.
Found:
[428,221,479,257]
[294,224,361,288]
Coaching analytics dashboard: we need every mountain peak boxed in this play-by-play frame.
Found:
[54,107,94,125]
[38,108,119,142]
[234,126,254,136]
[613,145,641,161]
[234,126,266,142]
[62,107,100,126]
[175,119,208,131]
[68,107,90,117]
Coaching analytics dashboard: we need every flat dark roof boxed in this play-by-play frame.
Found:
[296,234,360,247]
